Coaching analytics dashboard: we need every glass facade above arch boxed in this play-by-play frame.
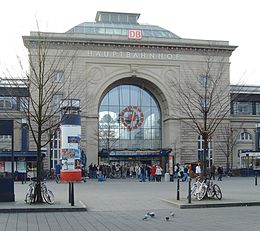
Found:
[99,85,162,152]
[66,11,180,39]
[66,22,180,39]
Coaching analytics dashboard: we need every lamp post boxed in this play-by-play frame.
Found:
[255,123,260,152]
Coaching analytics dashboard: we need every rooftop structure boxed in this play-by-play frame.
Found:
[66,11,180,39]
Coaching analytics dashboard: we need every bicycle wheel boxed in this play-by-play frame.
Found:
[190,185,196,196]
[196,184,207,200]
[213,184,222,200]
[24,192,30,203]
[207,184,215,198]
[25,187,34,204]
[43,189,55,204]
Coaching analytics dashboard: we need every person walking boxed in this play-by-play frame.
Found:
[140,164,146,182]
[88,163,93,178]
[129,165,134,178]
[195,163,201,176]
[146,164,151,181]
[174,163,180,178]
[210,164,216,180]
[188,164,196,179]
[180,165,189,181]
[217,165,223,181]
[150,164,156,182]
[135,164,140,179]
[155,164,163,182]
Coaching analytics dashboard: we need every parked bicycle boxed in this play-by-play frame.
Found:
[190,176,207,200]
[25,178,55,204]
[190,176,222,201]
[205,178,222,200]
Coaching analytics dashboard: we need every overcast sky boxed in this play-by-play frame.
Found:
[1,0,259,85]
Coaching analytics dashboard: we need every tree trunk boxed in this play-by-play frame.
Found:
[35,136,43,203]
[226,155,230,175]
[202,135,209,175]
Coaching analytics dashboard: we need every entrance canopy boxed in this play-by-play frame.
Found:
[0,151,37,161]
[109,149,170,157]
[240,152,260,170]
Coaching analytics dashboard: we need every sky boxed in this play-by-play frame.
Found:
[0,0,259,85]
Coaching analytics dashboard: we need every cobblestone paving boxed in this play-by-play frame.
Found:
[0,177,260,230]
[1,207,260,231]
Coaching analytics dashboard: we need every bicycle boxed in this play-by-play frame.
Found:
[25,178,55,204]
[190,176,207,200]
[205,178,222,200]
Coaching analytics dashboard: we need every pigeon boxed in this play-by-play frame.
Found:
[165,216,170,221]
[147,212,155,217]
[142,214,150,220]
[170,211,175,217]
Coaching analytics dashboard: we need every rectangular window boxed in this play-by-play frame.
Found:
[256,103,260,115]
[19,97,29,111]
[200,98,209,110]
[0,135,12,151]
[197,135,213,165]
[53,71,64,82]
[198,75,210,88]
[50,129,60,169]
[54,150,58,158]
[52,94,63,111]
[238,149,252,157]
[233,102,253,115]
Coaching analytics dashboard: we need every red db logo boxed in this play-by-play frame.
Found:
[128,30,142,40]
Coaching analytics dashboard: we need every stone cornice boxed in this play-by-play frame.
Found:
[23,32,237,54]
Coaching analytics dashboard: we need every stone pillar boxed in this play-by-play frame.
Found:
[85,115,99,166]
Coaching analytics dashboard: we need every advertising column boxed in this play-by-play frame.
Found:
[60,100,82,181]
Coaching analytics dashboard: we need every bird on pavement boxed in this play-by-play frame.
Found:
[147,212,155,217]
[165,216,170,221]
[170,211,175,217]
[142,214,150,220]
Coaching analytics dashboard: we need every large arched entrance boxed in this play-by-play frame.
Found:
[98,84,170,166]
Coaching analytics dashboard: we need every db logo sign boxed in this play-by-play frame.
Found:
[128,30,142,40]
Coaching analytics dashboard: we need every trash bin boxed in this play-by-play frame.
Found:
[164,173,170,182]
[0,178,15,202]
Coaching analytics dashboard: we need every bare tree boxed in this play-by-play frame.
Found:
[215,124,243,173]
[170,53,240,173]
[98,113,119,162]
[3,30,79,203]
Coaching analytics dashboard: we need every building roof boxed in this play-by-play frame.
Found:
[0,78,28,96]
[66,11,180,39]
[231,85,260,95]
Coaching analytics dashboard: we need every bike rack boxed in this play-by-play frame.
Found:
[69,182,74,206]
[188,178,191,203]
[177,179,180,200]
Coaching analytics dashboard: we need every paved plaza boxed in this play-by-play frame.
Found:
[1,176,260,230]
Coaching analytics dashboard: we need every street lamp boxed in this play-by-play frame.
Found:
[255,123,260,152]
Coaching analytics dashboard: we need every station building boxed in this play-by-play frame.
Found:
[0,79,36,178]
[1,11,260,175]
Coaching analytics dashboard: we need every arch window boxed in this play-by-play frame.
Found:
[0,97,16,110]
[99,85,162,151]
